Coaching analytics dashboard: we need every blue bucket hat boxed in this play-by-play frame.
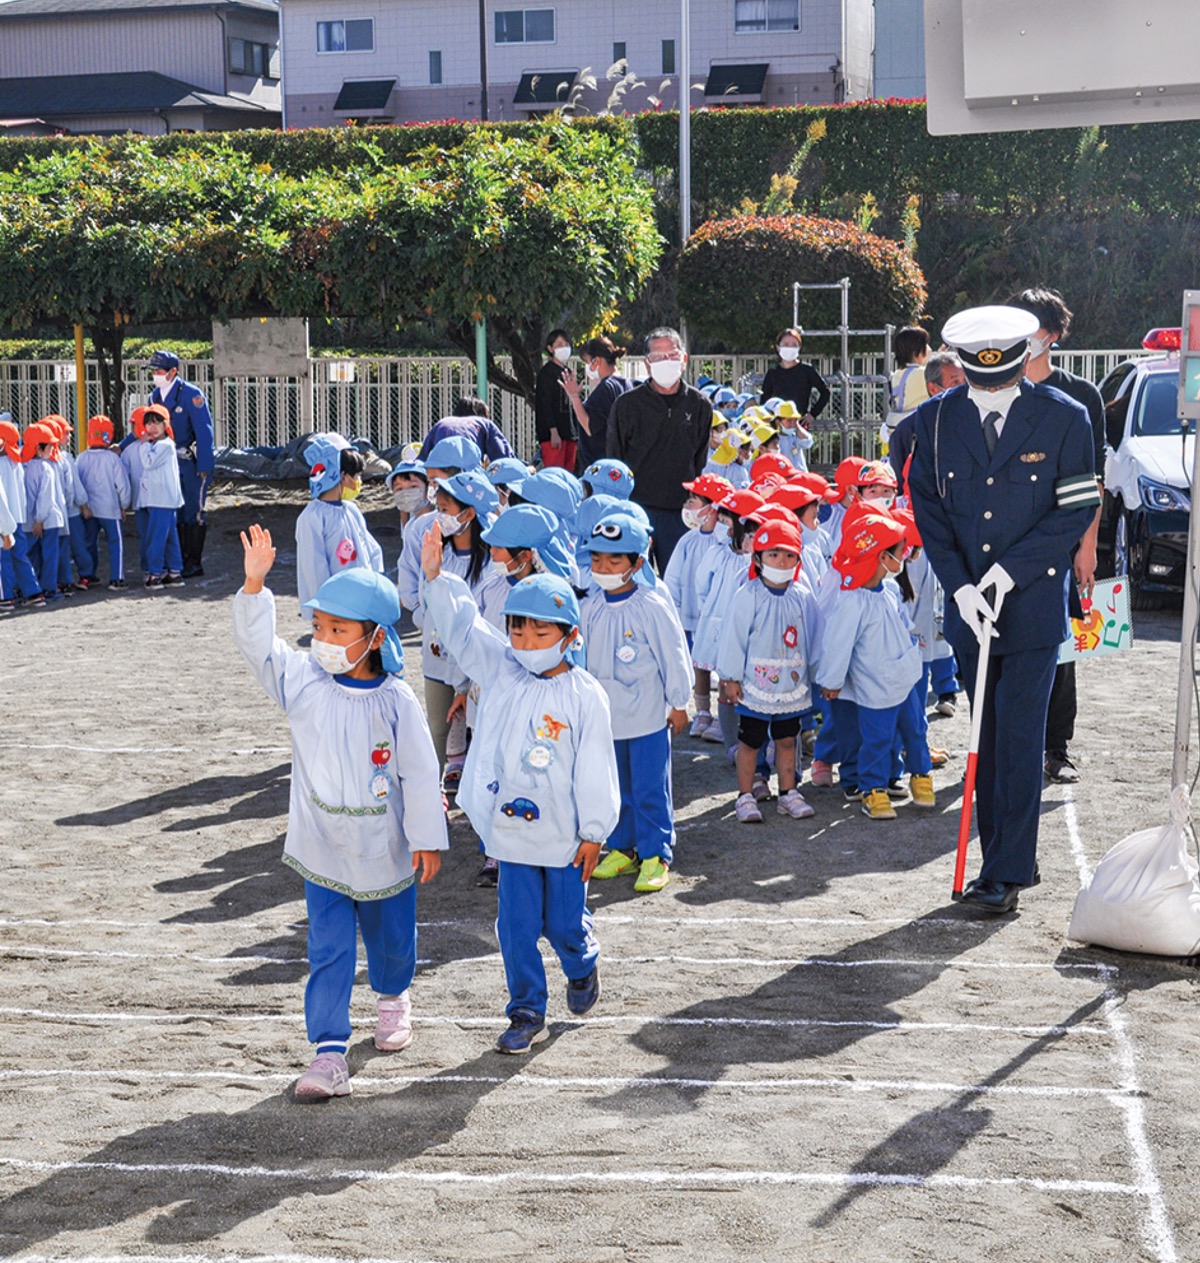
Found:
[481,503,573,580]
[306,436,350,499]
[517,468,584,522]
[435,470,499,518]
[425,435,483,473]
[303,569,405,674]
[485,456,530,488]
[148,349,180,371]
[573,493,623,544]
[502,573,580,628]
[589,511,654,588]
[386,456,427,486]
[581,458,635,501]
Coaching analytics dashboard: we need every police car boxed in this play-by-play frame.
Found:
[1099,328,1190,608]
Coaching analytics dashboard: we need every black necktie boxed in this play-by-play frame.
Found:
[982,410,1000,458]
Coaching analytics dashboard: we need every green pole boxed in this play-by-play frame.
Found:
[475,317,488,403]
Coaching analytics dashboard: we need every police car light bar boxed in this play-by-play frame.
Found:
[1143,327,1183,351]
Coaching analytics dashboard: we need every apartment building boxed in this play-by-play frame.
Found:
[279,0,879,128]
[0,0,282,134]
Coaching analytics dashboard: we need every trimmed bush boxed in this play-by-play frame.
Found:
[677,214,926,351]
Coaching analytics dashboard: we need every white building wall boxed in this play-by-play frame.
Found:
[872,0,924,99]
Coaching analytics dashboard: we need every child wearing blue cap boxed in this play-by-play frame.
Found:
[580,458,635,503]
[484,456,531,508]
[235,525,448,1101]
[581,512,693,893]
[421,524,620,1053]
[386,457,428,525]
[295,436,384,616]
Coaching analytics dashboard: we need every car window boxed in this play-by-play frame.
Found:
[1133,372,1192,436]
[1100,362,1136,406]
[1102,365,1136,448]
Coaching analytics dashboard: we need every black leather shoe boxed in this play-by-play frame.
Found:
[959,879,1020,915]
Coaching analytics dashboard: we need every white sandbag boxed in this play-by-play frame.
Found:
[1068,785,1200,956]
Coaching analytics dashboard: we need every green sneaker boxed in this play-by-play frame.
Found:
[592,849,638,880]
[634,857,671,893]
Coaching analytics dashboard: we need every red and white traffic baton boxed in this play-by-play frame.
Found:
[952,615,995,898]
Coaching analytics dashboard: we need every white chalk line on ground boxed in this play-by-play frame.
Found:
[0,1005,1110,1039]
[8,1256,446,1263]
[0,741,291,756]
[0,1066,1129,1099]
[0,1154,1144,1198]
[0,943,1119,974]
[1064,788,1178,1263]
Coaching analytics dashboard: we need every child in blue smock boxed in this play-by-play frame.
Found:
[581,512,692,893]
[296,436,384,614]
[664,471,733,739]
[816,509,933,821]
[0,416,43,608]
[138,404,185,588]
[74,414,132,590]
[717,518,820,823]
[422,525,620,1054]
[235,527,447,1101]
[120,409,151,578]
[580,458,634,503]
[20,421,68,598]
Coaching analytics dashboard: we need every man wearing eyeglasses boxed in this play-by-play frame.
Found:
[606,327,713,570]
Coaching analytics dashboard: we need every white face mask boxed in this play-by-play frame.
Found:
[777,345,801,363]
[426,484,439,503]
[649,359,684,389]
[760,563,796,586]
[311,633,370,676]
[712,522,730,544]
[513,642,567,675]
[152,373,171,393]
[553,345,572,363]
[681,506,704,530]
[491,557,523,578]
[968,383,1022,416]
[392,486,425,512]
[1028,334,1053,359]
[585,364,600,383]
[435,509,468,537]
[592,567,633,591]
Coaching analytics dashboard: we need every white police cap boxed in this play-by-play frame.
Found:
[941,305,1039,380]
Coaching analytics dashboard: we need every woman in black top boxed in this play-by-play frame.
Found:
[759,326,831,426]
[534,328,577,471]
[560,335,633,468]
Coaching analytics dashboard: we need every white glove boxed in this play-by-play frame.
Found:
[953,583,998,646]
[978,563,1015,619]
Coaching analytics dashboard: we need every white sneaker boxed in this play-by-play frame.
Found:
[689,711,713,738]
[777,788,815,819]
[374,990,413,1051]
[735,792,763,823]
[294,1051,352,1101]
[701,722,725,743]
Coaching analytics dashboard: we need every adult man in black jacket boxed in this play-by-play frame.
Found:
[607,327,712,570]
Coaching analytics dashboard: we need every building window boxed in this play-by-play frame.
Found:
[495,8,555,44]
[734,0,800,33]
[317,18,375,53]
[229,37,275,78]
[662,39,675,75]
[612,41,626,67]
[429,50,443,84]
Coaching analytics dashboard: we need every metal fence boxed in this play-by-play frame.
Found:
[0,347,1146,467]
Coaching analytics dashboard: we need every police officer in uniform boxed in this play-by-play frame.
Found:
[908,307,1099,914]
[148,350,214,577]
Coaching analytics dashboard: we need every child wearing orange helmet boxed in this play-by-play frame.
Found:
[74,415,133,589]
[0,413,45,609]
[19,421,68,599]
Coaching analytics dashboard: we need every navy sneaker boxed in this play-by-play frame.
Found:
[495,1008,548,1054]
[566,966,600,1016]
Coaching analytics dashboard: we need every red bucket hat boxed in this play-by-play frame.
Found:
[831,510,907,590]
[747,517,803,580]
[87,414,114,447]
[681,471,734,503]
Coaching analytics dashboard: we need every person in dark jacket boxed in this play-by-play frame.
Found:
[561,336,633,468]
[759,327,831,426]
[534,329,577,472]
[607,327,712,571]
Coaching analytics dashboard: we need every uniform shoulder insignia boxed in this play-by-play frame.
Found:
[1019,451,1046,463]
[193,396,204,407]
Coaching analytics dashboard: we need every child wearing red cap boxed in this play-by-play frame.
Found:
[40,415,91,595]
[74,415,132,590]
[717,518,820,822]
[0,415,44,610]
[821,459,898,560]
[816,509,934,819]
[138,404,185,589]
[20,422,68,599]
[663,471,732,738]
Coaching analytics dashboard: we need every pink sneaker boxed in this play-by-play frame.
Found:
[809,759,833,788]
[294,1051,351,1101]
[374,991,413,1051]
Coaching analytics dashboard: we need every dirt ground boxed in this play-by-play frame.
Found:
[0,479,1197,1262]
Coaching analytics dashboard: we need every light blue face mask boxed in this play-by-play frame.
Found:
[512,642,568,676]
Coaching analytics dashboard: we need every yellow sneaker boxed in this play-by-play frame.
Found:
[910,773,936,808]
[860,787,897,820]
[592,849,638,880]
[634,857,671,892]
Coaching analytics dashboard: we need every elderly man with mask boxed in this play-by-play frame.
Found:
[606,327,712,571]
[908,307,1098,916]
